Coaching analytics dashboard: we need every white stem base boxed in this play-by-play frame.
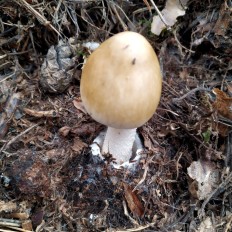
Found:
[90,129,143,169]
[102,127,136,164]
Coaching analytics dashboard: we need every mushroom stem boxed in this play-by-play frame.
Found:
[102,127,137,164]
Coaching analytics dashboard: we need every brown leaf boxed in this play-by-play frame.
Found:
[212,88,232,120]
[45,149,64,162]
[59,126,71,137]
[22,220,33,231]
[9,212,29,220]
[71,137,87,152]
[71,123,102,137]
[123,183,144,218]
[213,2,231,36]
[73,98,87,114]
[0,201,17,213]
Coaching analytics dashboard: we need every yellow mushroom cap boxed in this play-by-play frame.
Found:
[80,31,162,129]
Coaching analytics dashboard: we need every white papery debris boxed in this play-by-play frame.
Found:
[151,0,189,35]
[197,217,215,232]
[187,160,220,200]
[83,42,100,51]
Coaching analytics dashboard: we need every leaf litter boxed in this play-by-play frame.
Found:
[0,0,232,231]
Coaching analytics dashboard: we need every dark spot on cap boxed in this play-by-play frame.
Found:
[123,45,129,50]
[132,58,136,65]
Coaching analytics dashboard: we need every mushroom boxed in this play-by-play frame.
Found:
[80,31,162,166]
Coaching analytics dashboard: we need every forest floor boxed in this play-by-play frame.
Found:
[0,0,232,231]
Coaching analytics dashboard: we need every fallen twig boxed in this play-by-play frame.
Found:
[23,108,57,118]
[0,123,39,158]
[13,0,61,36]
[133,155,155,192]
[150,0,171,29]
[199,171,232,218]
[172,87,211,102]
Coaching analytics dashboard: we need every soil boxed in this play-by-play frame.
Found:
[0,0,232,231]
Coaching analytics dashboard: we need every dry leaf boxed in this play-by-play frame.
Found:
[212,88,232,120]
[197,217,215,232]
[44,149,64,162]
[213,2,231,36]
[59,126,71,137]
[123,183,144,218]
[71,137,88,152]
[73,98,87,114]
[187,160,219,200]
[151,0,189,35]
[22,220,33,231]
[71,123,102,137]
[0,201,17,213]
[9,212,29,220]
